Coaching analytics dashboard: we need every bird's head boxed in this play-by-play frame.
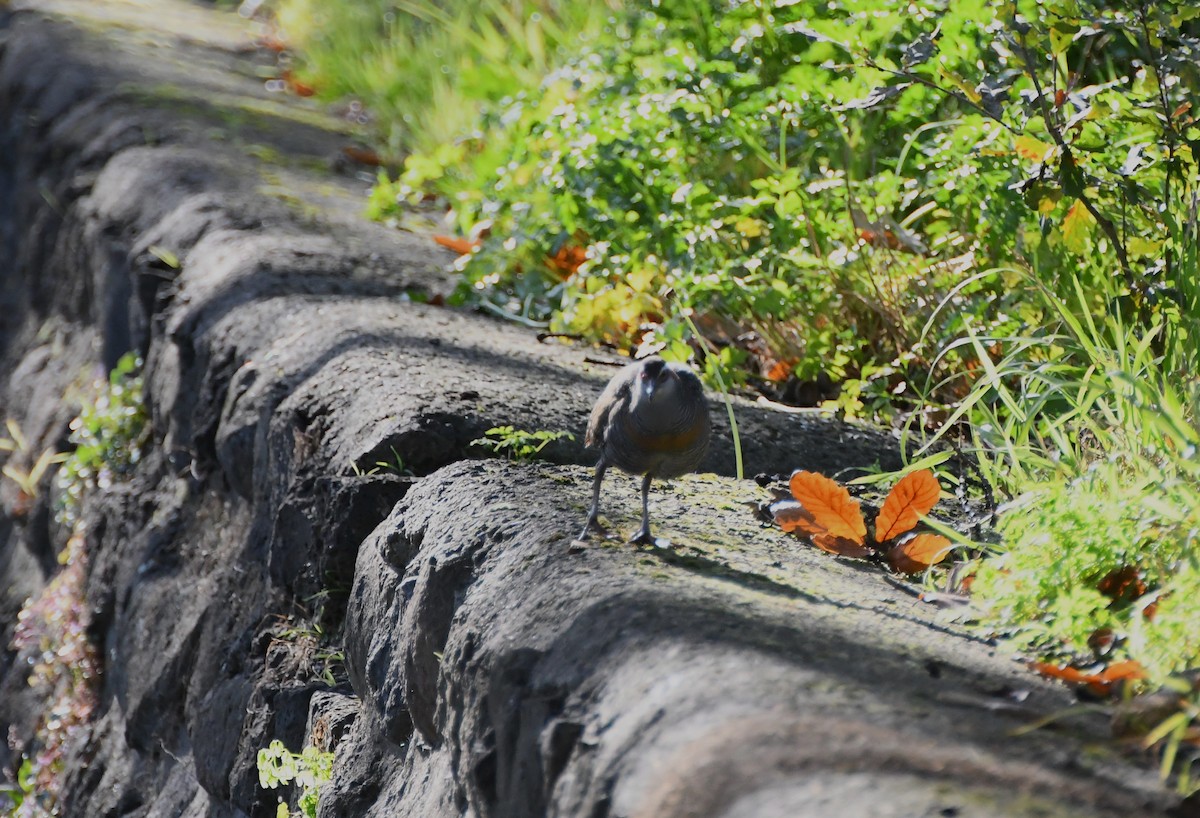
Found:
[631,357,689,414]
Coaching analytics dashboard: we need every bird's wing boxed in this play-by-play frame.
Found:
[586,375,632,449]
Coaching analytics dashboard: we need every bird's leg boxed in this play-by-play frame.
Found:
[578,457,609,539]
[629,473,656,545]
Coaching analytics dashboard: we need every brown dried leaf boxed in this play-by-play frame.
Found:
[772,501,871,559]
[1096,565,1147,603]
[788,471,867,544]
[771,501,823,536]
[887,533,954,574]
[546,243,588,277]
[875,469,942,542]
[340,145,384,167]
[433,234,479,255]
[765,358,794,383]
[811,532,873,559]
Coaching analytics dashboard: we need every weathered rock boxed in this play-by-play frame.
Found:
[338,460,1167,817]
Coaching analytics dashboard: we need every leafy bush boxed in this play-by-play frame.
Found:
[366,0,1198,419]
[973,460,1199,680]
[381,0,1031,410]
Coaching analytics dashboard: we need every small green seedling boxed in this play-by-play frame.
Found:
[470,426,574,462]
[350,446,412,477]
[0,418,68,501]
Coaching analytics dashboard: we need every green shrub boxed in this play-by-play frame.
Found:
[360,0,1198,422]
[363,1,1058,414]
[973,460,1200,680]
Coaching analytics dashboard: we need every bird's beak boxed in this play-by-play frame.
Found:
[644,368,677,401]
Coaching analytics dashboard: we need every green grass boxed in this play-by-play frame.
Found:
[921,232,1200,790]
[929,259,1200,672]
[273,0,618,160]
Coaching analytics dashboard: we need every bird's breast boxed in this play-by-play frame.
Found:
[604,412,710,476]
[620,417,707,454]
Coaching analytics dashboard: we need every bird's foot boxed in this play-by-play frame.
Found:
[573,518,610,547]
[628,527,659,547]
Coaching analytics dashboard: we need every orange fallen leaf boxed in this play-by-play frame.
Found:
[1032,659,1146,697]
[340,145,383,167]
[771,501,823,536]
[859,227,898,248]
[875,469,941,541]
[772,501,871,558]
[811,532,873,559]
[433,235,479,255]
[1032,662,1093,685]
[1034,663,1110,697]
[765,359,794,383]
[788,471,866,544]
[282,70,317,97]
[546,243,588,277]
[887,532,953,574]
[1097,659,1146,683]
[257,35,289,53]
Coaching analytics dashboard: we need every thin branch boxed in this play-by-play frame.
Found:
[1014,29,1136,289]
[857,59,1020,134]
[1136,2,1176,283]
